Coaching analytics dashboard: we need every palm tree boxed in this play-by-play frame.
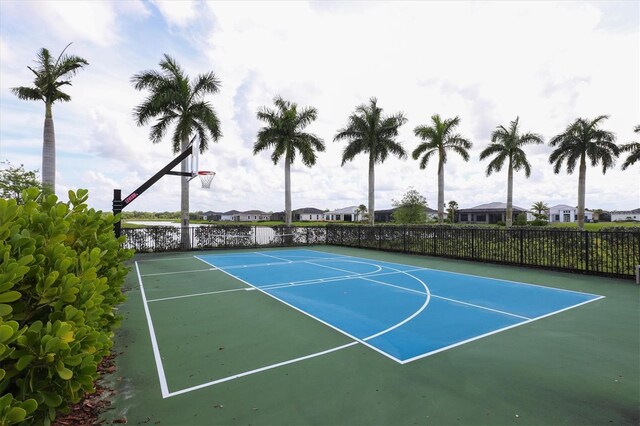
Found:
[479,117,543,227]
[357,204,368,222]
[11,43,88,193]
[334,98,407,225]
[549,115,618,230]
[620,125,640,170]
[132,54,222,246]
[531,201,549,220]
[447,200,458,223]
[412,115,472,223]
[253,96,325,226]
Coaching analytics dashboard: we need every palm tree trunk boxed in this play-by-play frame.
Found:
[577,154,586,230]
[368,154,375,225]
[437,157,444,224]
[285,158,292,226]
[42,102,55,193]
[506,161,514,228]
[181,135,191,249]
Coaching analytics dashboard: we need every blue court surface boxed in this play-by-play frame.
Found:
[195,249,604,363]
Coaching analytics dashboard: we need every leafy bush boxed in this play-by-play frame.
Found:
[496,220,506,226]
[0,188,133,425]
[514,213,528,226]
[530,219,548,226]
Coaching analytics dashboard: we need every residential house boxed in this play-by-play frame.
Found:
[610,208,640,222]
[547,204,593,223]
[374,208,395,223]
[294,207,325,221]
[456,202,531,224]
[270,211,285,222]
[202,211,222,221]
[233,210,271,221]
[220,210,241,221]
[324,206,362,222]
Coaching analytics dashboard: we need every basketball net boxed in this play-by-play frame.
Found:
[198,171,216,189]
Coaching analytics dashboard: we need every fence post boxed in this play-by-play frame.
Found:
[585,231,589,273]
[471,228,475,259]
[403,226,407,253]
[519,228,524,266]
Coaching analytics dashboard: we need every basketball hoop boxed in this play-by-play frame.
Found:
[198,171,216,189]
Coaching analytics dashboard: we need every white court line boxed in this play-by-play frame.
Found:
[254,252,294,263]
[202,255,361,272]
[400,295,606,364]
[141,268,216,277]
[147,286,253,303]
[135,262,170,398]
[166,342,359,398]
[136,256,195,263]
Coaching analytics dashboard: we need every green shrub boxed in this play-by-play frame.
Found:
[514,213,528,226]
[0,188,133,425]
[530,219,548,226]
[496,220,506,226]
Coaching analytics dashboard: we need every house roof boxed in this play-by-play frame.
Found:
[549,204,575,210]
[203,211,222,215]
[241,210,267,215]
[294,207,325,214]
[222,210,241,215]
[458,202,528,212]
[611,208,640,214]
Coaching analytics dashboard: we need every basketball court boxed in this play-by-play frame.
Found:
[104,246,639,425]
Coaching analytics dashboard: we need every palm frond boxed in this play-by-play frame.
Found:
[11,86,43,101]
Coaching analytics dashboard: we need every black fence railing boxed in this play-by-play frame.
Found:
[122,224,639,279]
[326,225,640,279]
[122,225,325,252]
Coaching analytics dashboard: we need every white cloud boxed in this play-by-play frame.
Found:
[151,0,198,28]
[0,0,638,214]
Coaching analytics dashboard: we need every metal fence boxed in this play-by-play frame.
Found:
[326,225,640,279]
[122,225,326,252]
[122,224,639,279]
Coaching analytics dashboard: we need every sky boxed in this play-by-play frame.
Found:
[0,0,638,214]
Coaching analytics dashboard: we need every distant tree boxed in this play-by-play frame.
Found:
[592,208,604,221]
[392,188,428,224]
[253,96,325,226]
[549,115,618,230]
[514,212,528,226]
[11,43,88,193]
[620,125,640,170]
[0,161,41,203]
[357,204,368,222]
[530,201,549,220]
[412,115,472,224]
[479,117,543,227]
[132,54,222,247]
[334,97,407,225]
[447,200,459,223]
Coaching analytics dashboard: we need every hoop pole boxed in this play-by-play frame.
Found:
[121,142,193,210]
[113,135,197,237]
[113,189,122,238]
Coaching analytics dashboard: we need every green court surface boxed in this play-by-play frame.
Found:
[103,246,640,425]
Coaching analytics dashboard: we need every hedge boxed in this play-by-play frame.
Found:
[0,188,133,425]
